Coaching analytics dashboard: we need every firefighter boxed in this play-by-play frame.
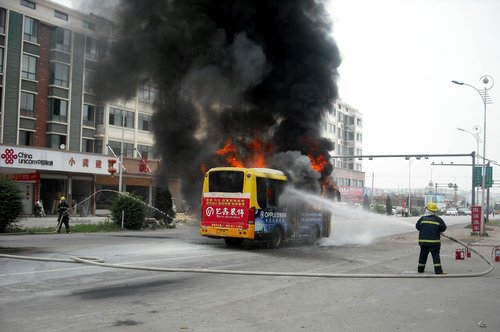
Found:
[416,202,447,274]
[56,196,71,233]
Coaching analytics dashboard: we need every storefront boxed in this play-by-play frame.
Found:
[0,145,122,215]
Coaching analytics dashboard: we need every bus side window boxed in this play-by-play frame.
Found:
[267,179,284,208]
[256,177,268,209]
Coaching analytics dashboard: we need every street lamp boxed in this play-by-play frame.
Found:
[405,157,414,216]
[457,126,481,205]
[452,75,494,235]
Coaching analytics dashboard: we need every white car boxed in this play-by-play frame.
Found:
[445,208,458,216]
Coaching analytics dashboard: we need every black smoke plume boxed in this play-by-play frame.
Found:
[95,0,341,208]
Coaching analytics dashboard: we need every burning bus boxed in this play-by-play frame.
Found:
[200,167,332,248]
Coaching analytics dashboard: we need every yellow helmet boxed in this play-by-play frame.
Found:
[60,196,66,201]
[426,202,438,212]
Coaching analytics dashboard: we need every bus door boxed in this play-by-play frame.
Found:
[255,177,288,236]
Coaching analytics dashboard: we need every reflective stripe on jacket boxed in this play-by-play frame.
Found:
[415,214,447,245]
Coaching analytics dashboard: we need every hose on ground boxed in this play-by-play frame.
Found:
[0,234,494,278]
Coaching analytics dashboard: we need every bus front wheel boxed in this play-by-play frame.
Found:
[268,227,283,249]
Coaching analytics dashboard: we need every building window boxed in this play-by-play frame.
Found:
[0,47,4,73]
[108,140,133,157]
[83,21,95,30]
[84,70,95,93]
[138,114,152,132]
[51,62,69,87]
[95,140,103,154]
[19,130,35,146]
[137,144,157,160]
[109,108,134,128]
[82,138,94,153]
[49,98,68,122]
[20,92,35,117]
[47,134,66,149]
[82,104,95,127]
[0,8,6,34]
[53,27,71,52]
[85,37,97,60]
[54,10,68,21]
[140,83,158,102]
[96,106,105,125]
[22,54,37,80]
[20,0,36,10]
[24,17,38,43]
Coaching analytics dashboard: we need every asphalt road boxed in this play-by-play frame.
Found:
[1,217,499,332]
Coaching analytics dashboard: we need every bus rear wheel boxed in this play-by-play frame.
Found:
[306,226,319,245]
[224,238,244,247]
[268,227,283,249]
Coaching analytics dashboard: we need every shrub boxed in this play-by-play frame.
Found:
[154,187,176,225]
[110,193,146,230]
[373,204,386,214]
[0,178,24,232]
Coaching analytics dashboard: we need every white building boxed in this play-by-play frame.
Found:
[321,99,365,203]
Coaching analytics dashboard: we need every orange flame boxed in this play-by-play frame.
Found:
[216,136,272,168]
[247,137,269,168]
[308,153,329,173]
[217,138,244,168]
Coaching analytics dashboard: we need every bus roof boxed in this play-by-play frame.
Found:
[206,167,287,179]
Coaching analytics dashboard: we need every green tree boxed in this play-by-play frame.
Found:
[110,193,146,230]
[0,178,24,232]
[154,187,176,225]
[385,195,393,215]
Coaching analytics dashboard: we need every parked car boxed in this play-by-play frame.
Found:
[445,208,458,216]
[457,208,472,216]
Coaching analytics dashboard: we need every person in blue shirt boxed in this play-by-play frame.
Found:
[416,202,447,274]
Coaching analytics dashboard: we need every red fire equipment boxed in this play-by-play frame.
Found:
[466,244,471,258]
[492,246,500,262]
[455,248,465,260]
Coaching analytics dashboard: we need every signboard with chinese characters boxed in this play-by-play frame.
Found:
[471,205,482,233]
[0,145,114,175]
[202,192,250,228]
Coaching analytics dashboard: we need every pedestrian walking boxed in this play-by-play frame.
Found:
[56,196,71,233]
[416,202,447,274]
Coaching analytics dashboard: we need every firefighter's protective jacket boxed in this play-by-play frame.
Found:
[415,214,447,245]
[57,201,69,219]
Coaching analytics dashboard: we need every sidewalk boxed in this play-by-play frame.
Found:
[17,212,197,229]
[17,215,110,229]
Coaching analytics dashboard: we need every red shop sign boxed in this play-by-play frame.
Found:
[471,205,482,233]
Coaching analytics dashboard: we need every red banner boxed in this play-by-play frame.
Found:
[1,172,39,181]
[202,193,250,228]
[471,206,482,232]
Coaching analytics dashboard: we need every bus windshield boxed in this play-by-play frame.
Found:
[208,171,244,193]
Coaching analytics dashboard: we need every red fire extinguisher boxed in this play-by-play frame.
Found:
[492,246,500,262]
[455,248,465,260]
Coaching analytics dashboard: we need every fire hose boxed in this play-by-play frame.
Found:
[7,189,176,235]
[0,234,494,278]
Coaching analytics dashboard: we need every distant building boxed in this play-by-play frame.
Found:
[321,99,364,203]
